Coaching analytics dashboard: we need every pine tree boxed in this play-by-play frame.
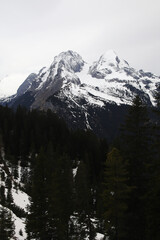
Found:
[120,95,151,240]
[26,148,47,240]
[47,153,73,240]
[0,185,5,205]
[102,147,130,240]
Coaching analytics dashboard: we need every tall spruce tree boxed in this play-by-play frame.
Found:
[102,147,130,240]
[120,95,151,240]
[47,153,73,240]
[26,148,47,240]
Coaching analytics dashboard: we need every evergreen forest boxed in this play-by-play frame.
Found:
[0,94,160,240]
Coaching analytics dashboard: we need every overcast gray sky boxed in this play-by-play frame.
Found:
[0,0,160,81]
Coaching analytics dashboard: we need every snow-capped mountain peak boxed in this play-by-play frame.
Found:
[51,50,85,73]
[100,49,129,68]
[89,49,130,79]
[99,49,129,68]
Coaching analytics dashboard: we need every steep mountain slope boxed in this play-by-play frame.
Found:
[1,50,159,139]
[17,73,37,96]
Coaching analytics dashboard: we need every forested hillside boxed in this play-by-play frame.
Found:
[0,94,160,239]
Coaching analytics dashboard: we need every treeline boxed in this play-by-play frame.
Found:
[0,92,160,239]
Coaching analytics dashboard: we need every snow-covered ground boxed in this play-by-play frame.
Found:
[0,204,27,240]
[0,151,30,240]
[12,210,27,240]
[12,188,30,212]
[95,232,106,240]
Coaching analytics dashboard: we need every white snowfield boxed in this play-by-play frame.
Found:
[11,183,30,239]
[12,188,30,213]
[12,211,27,240]
[96,232,107,240]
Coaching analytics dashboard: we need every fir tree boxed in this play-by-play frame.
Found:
[26,148,47,240]
[121,95,151,240]
[103,147,130,240]
[47,154,73,240]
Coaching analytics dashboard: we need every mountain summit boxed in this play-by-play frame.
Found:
[89,49,129,78]
[51,50,85,73]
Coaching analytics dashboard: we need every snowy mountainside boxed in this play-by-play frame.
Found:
[1,50,160,137]
[5,49,160,107]
[17,73,37,96]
